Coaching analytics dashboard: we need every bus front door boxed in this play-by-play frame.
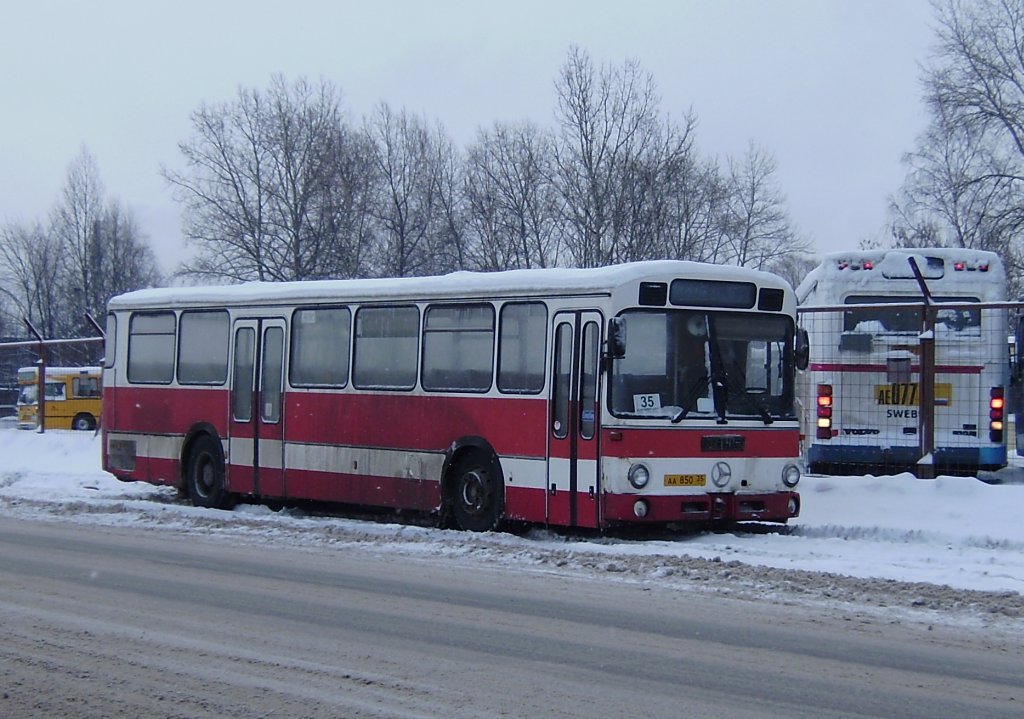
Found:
[229,318,287,498]
[548,310,602,528]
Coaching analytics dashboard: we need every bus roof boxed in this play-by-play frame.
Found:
[109,260,793,311]
[797,248,1006,305]
[17,366,101,378]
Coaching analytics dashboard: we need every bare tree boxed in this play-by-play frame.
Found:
[553,47,664,267]
[610,113,701,263]
[901,0,1024,286]
[321,129,380,279]
[428,125,471,273]
[0,222,63,337]
[365,103,446,277]
[721,142,807,271]
[167,76,373,282]
[50,148,106,324]
[262,76,378,280]
[167,87,273,281]
[464,122,562,270]
[98,200,162,299]
[661,156,731,263]
[891,115,1020,251]
[44,150,161,351]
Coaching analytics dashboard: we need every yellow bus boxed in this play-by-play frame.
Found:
[17,366,103,431]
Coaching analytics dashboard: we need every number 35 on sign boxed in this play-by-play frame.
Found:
[633,394,661,412]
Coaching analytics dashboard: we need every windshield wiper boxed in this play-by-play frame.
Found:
[671,373,710,423]
[716,363,774,425]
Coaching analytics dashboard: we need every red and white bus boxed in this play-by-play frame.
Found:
[102,261,804,531]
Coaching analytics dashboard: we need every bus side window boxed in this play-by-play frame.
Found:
[128,312,176,384]
[421,304,494,393]
[497,302,547,394]
[46,382,66,401]
[73,377,101,398]
[552,323,572,439]
[353,306,420,390]
[290,307,351,387]
[178,310,230,385]
[233,327,256,422]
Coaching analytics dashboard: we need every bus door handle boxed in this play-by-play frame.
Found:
[549,483,557,496]
[588,485,596,500]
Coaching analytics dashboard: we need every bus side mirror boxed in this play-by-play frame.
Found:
[795,328,810,371]
[607,317,626,359]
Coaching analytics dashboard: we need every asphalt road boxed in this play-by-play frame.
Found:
[0,518,1019,718]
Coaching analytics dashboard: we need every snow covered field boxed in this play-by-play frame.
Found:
[1,428,1022,626]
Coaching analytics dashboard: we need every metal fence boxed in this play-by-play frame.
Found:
[797,301,1017,478]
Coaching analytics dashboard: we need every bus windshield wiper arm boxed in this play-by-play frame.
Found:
[717,364,774,425]
[671,373,709,423]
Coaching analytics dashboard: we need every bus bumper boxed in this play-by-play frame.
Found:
[808,444,1007,474]
[603,491,799,525]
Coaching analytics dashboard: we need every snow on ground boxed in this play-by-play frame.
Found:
[1,428,1023,627]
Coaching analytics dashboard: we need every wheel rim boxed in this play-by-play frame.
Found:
[459,469,489,516]
[194,453,215,498]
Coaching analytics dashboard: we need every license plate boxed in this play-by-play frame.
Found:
[664,474,706,487]
[875,382,953,406]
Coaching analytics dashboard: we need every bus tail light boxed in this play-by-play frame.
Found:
[816,384,833,440]
[990,387,1005,442]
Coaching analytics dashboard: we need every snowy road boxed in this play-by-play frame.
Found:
[1,518,1021,719]
[1,430,1023,716]
[0,429,1022,627]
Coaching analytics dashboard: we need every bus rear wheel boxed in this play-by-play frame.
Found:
[186,435,234,510]
[449,453,503,532]
[71,413,96,431]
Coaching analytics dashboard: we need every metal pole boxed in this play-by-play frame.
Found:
[908,258,935,479]
[24,320,46,434]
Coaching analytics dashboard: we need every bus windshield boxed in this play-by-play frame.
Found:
[16,381,66,405]
[610,310,795,423]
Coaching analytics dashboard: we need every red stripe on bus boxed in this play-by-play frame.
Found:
[105,386,231,436]
[105,387,548,457]
[284,392,548,456]
[809,363,983,375]
[601,427,799,458]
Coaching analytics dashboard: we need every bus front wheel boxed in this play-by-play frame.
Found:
[449,453,503,532]
[186,435,235,510]
[72,413,96,431]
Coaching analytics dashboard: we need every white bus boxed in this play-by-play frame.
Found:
[797,248,1008,475]
[102,261,806,531]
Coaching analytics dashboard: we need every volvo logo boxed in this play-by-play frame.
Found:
[711,461,732,488]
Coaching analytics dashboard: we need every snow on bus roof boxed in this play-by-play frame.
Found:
[796,247,1006,304]
[109,260,791,310]
[18,366,101,376]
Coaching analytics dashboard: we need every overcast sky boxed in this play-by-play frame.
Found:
[0,0,936,273]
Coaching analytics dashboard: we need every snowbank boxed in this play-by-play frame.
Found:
[0,429,1021,597]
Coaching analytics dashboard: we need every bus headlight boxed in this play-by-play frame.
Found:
[628,463,650,489]
[782,463,801,488]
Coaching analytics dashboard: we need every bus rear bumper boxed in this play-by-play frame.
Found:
[603,491,799,525]
[807,444,1007,475]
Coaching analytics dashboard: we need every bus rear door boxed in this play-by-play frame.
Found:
[229,318,286,497]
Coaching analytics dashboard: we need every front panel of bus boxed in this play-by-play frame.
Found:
[600,277,802,525]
